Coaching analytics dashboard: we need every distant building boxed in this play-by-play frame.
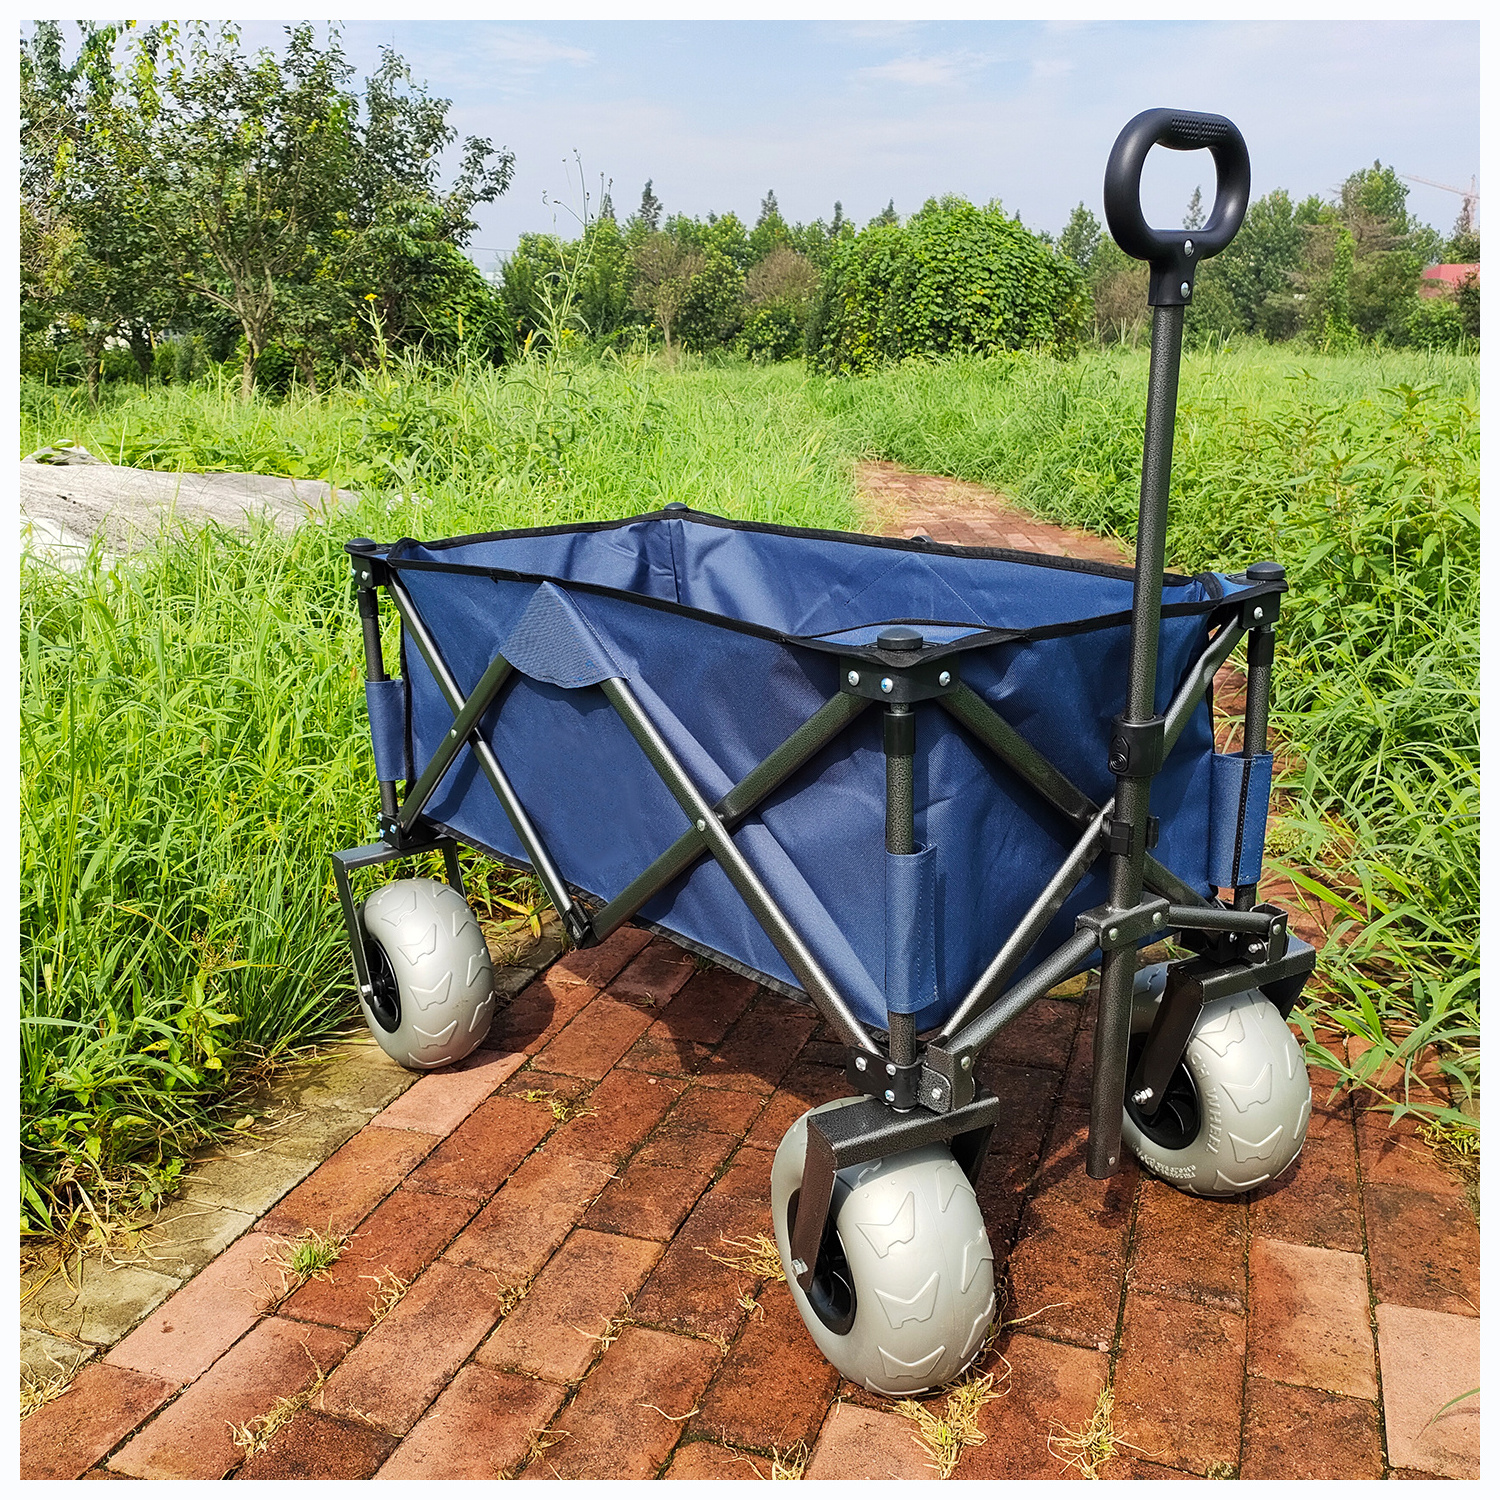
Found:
[1420,263,1480,298]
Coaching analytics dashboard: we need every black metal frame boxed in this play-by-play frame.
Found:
[330,106,1317,1300]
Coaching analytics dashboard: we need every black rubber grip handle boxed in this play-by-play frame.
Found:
[1103,108,1251,307]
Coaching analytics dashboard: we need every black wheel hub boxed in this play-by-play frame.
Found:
[364,939,401,1033]
[1124,1032,1201,1151]
[787,1188,857,1336]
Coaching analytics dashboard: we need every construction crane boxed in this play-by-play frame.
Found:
[1400,173,1480,232]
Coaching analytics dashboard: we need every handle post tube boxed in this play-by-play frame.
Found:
[879,625,923,1072]
[1088,300,1185,1181]
[884,701,917,1070]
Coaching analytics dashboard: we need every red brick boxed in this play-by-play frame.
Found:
[970,1062,1058,1202]
[1363,1181,1479,1317]
[370,1048,525,1135]
[403,1094,552,1199]
[629,1194,771,1345]
[237,1409,397,1479]
[110,1317,355,1479]
[959,1331,1109,1479]
[692,1282,839,1451]
[1129,1178,1247,1310]
[546,1068,685,1164]
[519,1325,721,1480]
[711,1144,776,1202]
[804,1402,933,1480]
[1376,1302,1480,1480]
[279,1187,476,1332]
[105,1232,285,1384]
[655,967,760,1043]
[797,1034,850,1069]
[533,993,655,1079]
[663,1442,770,1479]
[1111,1292,1246,1475]
[700,999,818,1094]
[1029,1102,1139,1218]
[1006,1191,1130,1351]
[1250,1105,1363,1252]
[1355,1109,1462,1196]
[315,1261,506,1434]
[744,1065,850,1149]
[616,1025,714,1077]
[637,1121,740,1173]
[607,937,698,1005]
[20,1363,177,1481]
[377,1365,568,1479]
[478,1227,663,1383]
[984,995,1081,1072]
[497,1067,593,1104]
[583,1163,715,1241]
[488,970,598,1055]
[547,925,651,988]
[257,1127,438,1237]
[1240,1377,1384,1479]
[1247,1238,1377,1399]
[667,1085,764,1137]
[443,1149,615,1283]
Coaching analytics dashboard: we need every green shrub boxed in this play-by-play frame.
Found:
[807,198,1090,374]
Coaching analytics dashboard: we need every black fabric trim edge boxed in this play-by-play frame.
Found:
[380,503,1168,586]
[373,512,1283,664]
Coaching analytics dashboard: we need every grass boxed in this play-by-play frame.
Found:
[18,337,1478,1231]
[267,1226,346,1295]
[895,1370,1002,1478]
[1047,1384,1139,1478]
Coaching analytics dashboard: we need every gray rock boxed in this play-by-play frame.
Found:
[21,1327,95,1383]
[21,1259,180,1348]
[126,1203,258,1284]
[19,461,358,567]
[178,1147,321,1218]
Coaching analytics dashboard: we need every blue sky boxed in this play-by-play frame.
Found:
[223,19,1481,268]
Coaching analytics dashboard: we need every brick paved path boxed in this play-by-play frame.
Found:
[22,472,1479,1480]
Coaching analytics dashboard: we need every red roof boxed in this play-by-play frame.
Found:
[1421,263,1480,285]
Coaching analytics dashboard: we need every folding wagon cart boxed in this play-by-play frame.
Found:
[331,109,1316,1395]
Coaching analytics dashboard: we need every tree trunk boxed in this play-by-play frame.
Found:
[127,323,154,386]
[83,330,106,406]
[240,328,261,402]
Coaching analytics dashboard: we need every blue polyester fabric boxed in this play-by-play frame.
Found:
[364,678,409,783]
[373,509,1265,1034]
[1208,751,1275,889]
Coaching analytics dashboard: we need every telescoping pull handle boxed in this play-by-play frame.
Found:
[1103,108,1251,307]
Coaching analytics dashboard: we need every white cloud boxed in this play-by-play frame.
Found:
[856,50,989,88]
[476,29,593,73]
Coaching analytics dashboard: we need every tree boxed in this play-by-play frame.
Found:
[637,180,663,232]
[749,189,790,262]
[629,233,702,349]
[1184,186,1205,231]
[809,197,1089,374]
[678,250,745,352]
[1321,227,1359,352]
[1446,203,1480,264]
[20,21,180,399]
[739,248,820,361]
[1057,203,1102,273]
[130,24,360,399]
[873,199,899,227]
